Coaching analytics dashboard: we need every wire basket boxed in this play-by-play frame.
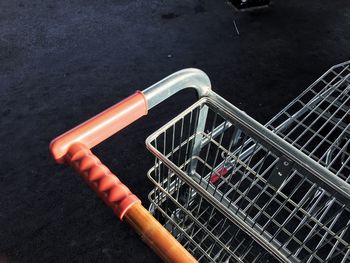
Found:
[146,62,350,262]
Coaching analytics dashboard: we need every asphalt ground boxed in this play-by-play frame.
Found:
[1,0,349,262]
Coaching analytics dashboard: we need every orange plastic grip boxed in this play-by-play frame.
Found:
[49,91,198,262]
[50,91,147,163]
[65,143,141,219]
[66,143,197,262]
[125,203,197,263]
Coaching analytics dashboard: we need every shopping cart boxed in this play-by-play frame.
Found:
[50,62,350,262]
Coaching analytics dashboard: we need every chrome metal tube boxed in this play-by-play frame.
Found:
[142,68,212,109]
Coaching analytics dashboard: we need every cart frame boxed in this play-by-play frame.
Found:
[50,64,350,262]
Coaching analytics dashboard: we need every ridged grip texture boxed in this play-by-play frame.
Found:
[65,143,141,220]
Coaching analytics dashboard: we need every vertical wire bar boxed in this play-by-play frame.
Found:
[231,142,262,212]
[198,111,218,187]
[183,108,195,171]
[210,120,228,196]
[341,249,350,263]
[188,104,209,174]
[219,133,250,202]
[175,117,185,203]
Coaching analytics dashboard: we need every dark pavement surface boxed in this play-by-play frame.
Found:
[1,0,349,262]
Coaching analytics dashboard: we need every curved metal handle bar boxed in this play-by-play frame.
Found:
[143,68,212,109]
[50,68,212,163]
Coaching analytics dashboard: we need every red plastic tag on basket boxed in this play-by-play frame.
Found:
[210,166,229,184]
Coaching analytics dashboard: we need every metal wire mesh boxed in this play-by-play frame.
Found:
[267,61,350,183]
[148,163,275,262]
[146,62,350,262]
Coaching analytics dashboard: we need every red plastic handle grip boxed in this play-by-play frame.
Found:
[65,143,140,220]
[49,89,197,261]
[50,91,147,163]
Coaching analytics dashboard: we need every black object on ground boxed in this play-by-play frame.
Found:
[229,0,270,11]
